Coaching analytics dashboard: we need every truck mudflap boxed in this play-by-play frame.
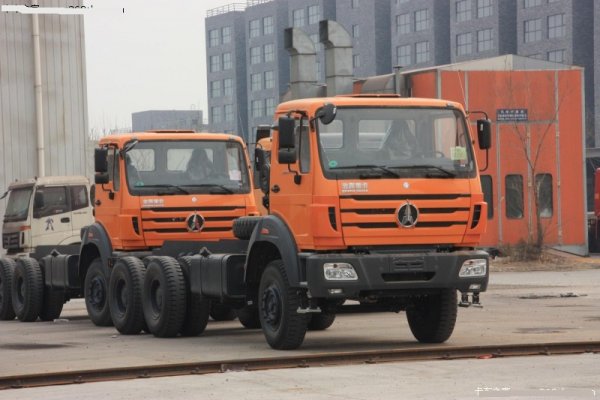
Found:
[40,253,81,290]
[303,250,489,299]
[189,254,246,301]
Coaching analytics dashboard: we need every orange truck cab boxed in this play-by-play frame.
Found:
[208,95,492,349]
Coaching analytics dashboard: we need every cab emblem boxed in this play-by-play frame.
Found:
[186,212,205,232]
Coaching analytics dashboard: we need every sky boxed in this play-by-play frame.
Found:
[83,0,234,136]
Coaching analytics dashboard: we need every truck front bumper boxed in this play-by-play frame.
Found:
[303,250,489,299]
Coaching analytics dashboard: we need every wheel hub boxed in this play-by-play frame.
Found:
[261,285,282,327]
[150,280,163,316]
[90,276,106,309]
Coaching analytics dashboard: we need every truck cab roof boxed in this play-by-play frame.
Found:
[8,176,90,190]
[99,132,246,148]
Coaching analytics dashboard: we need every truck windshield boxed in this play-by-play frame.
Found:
[125,140,250,196]
[317,107,475,179]
[4,186,33,222]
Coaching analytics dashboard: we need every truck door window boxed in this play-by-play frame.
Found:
[34,186,69,218]
[296,119,310,173]
[107,148,120,191]
[71,185,89,211]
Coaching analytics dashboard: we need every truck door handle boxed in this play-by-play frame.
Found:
[61,217,70,223]
[271,185,280,193]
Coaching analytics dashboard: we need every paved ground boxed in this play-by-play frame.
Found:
[1,354,598,400]
[0,270,598,378]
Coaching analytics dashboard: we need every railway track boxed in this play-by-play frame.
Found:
[1,341,599,390]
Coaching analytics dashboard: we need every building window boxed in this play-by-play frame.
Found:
[223,78,233,96]
[264,70,274,89]
[308,5,320,25]
[208,29,219,47]
[477,28,493,52]
[414,9,430,32]
[415,41,430,63]
[456,0,471,22]
[547,49,565,63]
[505,174,524,219]
[209,55,220,72]
[251,100,264,118]
[351,0,359,8]
[353,54,360,68]
[396,44,411,66]
[211,106,222,123]
[396,13,410,34]
[293,9,305,27]
[251,73,262,92]
[263,43,274,62]
[210,80,221,98]
[250,46,261,64]
[265,98,276,115]
[263,16,273,35]
[480,175,494,219]
[352,24,360,38]
[548,14,565,39]
[222,52,232,70]
[249,19,260,38]
[476,0,492,18]
[524,19,542,43]
[456,32,472,56]
[221,27,231,44]
[524,0,542,7]
[535,173,553,218]
[224,104,233,122]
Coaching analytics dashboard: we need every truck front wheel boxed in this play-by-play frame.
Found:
[84,258,113,326]
[0,258,16,320]
[406,289,457,343]
[258,260,308,350]
[308,313,336,331]
[109,257,146,335]
[11,258,43,322]
[143,256,186,338]
[236,305,261,329]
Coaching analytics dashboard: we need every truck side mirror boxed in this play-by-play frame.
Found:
[95,148,108,173]
[278,116,297,164]
[95,173,109,185]
[316,103,337,125]
[477,119,492,150]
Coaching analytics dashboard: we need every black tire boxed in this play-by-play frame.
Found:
[178,256,209,337]
[0,258,16,320]
[258,260,309,350]
[109,257,146,335]
[210,302,237,321]
[308,313,336,331]
[39,290,65,321]
[406,289,458,343]
[232,216,261,240]
[11,258,43,322]
[84,258,113,327]
[236,305,261,329]
[143,256,186,338]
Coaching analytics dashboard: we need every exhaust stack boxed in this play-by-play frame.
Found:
[320,20,353,97]
[284,28,320,99]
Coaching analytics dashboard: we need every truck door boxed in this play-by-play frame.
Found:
[70,185,94,237]
[30,185,73,246]
[94,147,122,245]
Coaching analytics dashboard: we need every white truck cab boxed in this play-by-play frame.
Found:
[2,176,94,256]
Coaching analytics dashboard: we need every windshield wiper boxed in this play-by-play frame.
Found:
[143,184,190,195]
[390,165,456,178]
[190,184,235,194]
[330,165,400,178]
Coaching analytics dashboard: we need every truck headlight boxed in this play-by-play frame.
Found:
[323,263,358,281]
[459,259,487,277]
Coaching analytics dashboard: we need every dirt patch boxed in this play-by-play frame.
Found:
[490,250,600,272]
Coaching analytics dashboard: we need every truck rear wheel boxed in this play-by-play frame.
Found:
[109,257,146,335]
[209,302,236,321]
[39,290,65,321]
[232,216,261,240]
[143,256,186,338]
[84,258,113,327]
[11,258,43,322]
[178,256,209,337]
[0,258,16,320]
[258,260,308,350]
[308,313,336,331]
[406,289,457,343]
[236,305,261,329]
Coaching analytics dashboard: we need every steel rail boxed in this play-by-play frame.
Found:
[1,341,599,390]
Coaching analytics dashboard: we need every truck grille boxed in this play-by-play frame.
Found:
[2,232,20,249]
